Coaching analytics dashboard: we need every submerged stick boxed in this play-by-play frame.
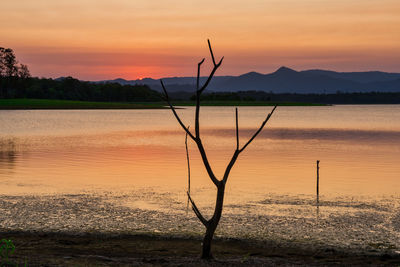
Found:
[316,160,320,204]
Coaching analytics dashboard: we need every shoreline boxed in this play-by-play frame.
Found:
[1,230,399,266]
[0,99,168,110]
[0,99,326,110]
[0,192,399,265]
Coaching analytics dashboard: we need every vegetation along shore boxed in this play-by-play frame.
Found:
[0,99,167,109]
[0,98,326,109]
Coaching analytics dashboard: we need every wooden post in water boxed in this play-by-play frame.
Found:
[316,160,320,204]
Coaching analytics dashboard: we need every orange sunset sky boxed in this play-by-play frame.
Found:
[2,0,400,80]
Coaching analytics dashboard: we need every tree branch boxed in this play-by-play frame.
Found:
[161,79,195,140]
[198,57,223,94]
[163,40,223,188]
[222,150,239,184]
[195,58,205,138]
[195,140,220,187]
[185,128,191,212]
[207,39,216,66]
[187,192,209,226]
[197,58,205,90]
[239,105,277,153]
[198,40,223,94]
[192,40,222,187]
[222,106,277,184]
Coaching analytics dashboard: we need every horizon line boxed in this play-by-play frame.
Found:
[51,66,400,82]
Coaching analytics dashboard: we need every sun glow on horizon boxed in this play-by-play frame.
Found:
[2,0,399,80]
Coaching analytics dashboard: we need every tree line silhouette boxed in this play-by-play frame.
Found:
[0,47,161,101]
[0,47,30,79]
[0,76,161,102]
[193,91,400,104]
[1,47,398,104]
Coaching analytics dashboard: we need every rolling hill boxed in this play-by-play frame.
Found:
[97,67,400,94]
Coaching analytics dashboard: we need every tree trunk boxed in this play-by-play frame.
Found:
[201,182,225,259]
[201,224,217,259]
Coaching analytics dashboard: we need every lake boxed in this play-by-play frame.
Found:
[0,105,399,252]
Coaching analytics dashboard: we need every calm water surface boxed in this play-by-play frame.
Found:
[1,105,399,196]
[0,105,399,251]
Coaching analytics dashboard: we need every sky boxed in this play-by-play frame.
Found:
[1,0,400,80]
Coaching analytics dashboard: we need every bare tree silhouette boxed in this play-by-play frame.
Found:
[161,40,277,259]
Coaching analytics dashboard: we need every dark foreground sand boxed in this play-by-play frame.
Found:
[1,231,399,266]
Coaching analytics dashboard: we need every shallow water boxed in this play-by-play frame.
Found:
[0,105,399,252]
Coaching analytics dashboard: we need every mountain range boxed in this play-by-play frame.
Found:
[97,67,400,94]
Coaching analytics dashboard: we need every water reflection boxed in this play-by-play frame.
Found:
[0,107,399,197]
[204,127,400,143]
[0,140,19,175]
[0,150,18,170]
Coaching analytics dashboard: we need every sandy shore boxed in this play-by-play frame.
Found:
[1,230,399,266]
[1,193,400,265]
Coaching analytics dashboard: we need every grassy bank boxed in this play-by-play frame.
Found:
[170,100,326,106]
[0,99,326,110]
[0,99,167,109]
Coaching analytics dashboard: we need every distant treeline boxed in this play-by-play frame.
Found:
[0,76,162,102]
[1,47,162,102]
[2,77,400,104]
[190,91,400,104]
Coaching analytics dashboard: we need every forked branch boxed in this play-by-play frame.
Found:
[222,105,277,184]
[162,40,221,187]
[192,40,223,187]
[198,40,224,94]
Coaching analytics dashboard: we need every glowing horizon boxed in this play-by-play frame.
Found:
[2,0,400,80]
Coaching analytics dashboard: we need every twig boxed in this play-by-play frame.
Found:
[239,105,277,152]
[161,80,195,140]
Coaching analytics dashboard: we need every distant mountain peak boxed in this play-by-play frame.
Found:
[240,71,263,77]
[274,66,297,74]
[246,71,262,75]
